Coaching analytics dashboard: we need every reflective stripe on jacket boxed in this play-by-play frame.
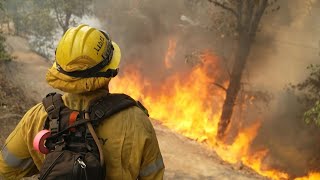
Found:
[0,89,164,180]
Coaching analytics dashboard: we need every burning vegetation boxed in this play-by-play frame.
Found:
[1,0,320,179]
[110,34,320,179]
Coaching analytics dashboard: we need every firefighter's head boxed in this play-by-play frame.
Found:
[46,24,121,93]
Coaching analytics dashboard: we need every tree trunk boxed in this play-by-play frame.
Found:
[217,31,252,140]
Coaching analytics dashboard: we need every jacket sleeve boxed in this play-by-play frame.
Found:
[138,115,165,180]
[0,104,45,180]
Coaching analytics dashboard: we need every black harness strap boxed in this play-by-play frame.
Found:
[42,93,65,135]
[42,93,149,145]
[89,94,147,122]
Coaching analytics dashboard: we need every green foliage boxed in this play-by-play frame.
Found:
[4,0,26,35]
[290,64,320,107]
[0,1,11,61]
[302,64,320,127]
[304,100,320,127]
[0,0,3,10]
[291,64,320,127]
[26,6,57,58]
[6,0,92,34]
[4,0,57,58]
[49,0,92,33]
[0,33,11,61]
[3,0,92,58]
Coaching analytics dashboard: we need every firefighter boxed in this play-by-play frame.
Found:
[0,24,165,180]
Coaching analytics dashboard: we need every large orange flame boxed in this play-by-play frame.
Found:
[295,173,320,180]
[111,50,224,142]
[110,38,317,180]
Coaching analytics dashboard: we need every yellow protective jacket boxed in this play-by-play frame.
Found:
[0,89,165,180]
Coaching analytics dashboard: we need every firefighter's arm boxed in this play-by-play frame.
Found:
[138,118,165,180]
[0,104,44,179]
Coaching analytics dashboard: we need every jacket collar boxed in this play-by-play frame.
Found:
[62,89,109,111]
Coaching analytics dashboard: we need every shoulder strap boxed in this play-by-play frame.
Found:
[89,93,149,125]
[42,92,65,134]
[45,93,149,140]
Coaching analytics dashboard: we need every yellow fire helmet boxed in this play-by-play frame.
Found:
[54,24,121,78]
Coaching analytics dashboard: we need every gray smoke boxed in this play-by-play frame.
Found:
[93,0,226,83]
[243,0,320,177]
[92,0,320,178]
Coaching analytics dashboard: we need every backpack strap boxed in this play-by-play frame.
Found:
[88,93,149,125]
[86,93,149,171]
[44,93,149,141]
[42,93,65,135]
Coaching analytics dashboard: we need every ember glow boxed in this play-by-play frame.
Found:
[109,38,317,180]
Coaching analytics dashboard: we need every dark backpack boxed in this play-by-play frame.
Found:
[38,92,148,180]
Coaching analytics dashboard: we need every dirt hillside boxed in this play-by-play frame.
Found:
[0,36,266,180]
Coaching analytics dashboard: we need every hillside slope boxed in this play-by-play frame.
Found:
[0,35,265,180]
